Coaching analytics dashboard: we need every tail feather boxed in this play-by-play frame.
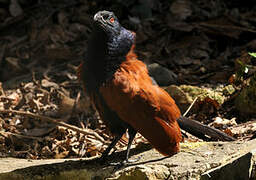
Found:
[177,116,236,141]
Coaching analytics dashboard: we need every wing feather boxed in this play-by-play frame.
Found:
[100,58,182,156]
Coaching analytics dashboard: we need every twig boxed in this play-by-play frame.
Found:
[0,15,25,32]
[7,35,28,48]
[0,82,5,96]
[0,131,43,141]
[183,97,198,117]
[197,22,256,33]
[0,109,105,143]
[31,70,40,87]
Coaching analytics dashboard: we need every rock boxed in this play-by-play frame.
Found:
[1,140,256,179]
[235,75,256,116]
[201,150,254,180]
[148,63,177,86]
[179,85,225,105]
[9,0,23,17]
[170,0,192,20]
[164,85,192,113]
[164,84,227,113]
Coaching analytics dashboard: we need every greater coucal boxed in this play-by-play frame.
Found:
[78,10,235,164]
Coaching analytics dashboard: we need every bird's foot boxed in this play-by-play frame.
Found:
[124,156,142,164]
[109,156,142,169]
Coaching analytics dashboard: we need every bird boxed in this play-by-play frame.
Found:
[77,10,235,164]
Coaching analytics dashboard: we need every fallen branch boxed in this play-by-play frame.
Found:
[0,109,105,143]
[0,131,43,141]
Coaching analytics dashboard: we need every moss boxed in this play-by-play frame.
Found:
[235,75,256,115]
[180,85,225,105]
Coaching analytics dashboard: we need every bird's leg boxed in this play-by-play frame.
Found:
[100,133,123,161]
[110,128,140,167]
[123,128,138,163]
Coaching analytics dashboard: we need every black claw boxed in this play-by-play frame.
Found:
[99,127,139,168]
[125,155,142,163]
[109,155,142,170]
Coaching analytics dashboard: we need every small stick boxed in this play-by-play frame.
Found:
[69,91,81,119]
[183,97,198,117]
[0,109,105,143]
[0,131,43,141]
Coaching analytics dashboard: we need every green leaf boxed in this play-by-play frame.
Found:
[248,52,256,58]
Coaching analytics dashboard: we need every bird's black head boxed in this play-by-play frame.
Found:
[93,10,121,36]
[85,10,135,86]
[91,10,135,58]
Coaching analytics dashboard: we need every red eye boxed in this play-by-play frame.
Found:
[109,17,115,23]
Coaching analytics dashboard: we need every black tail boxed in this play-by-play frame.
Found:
[177,116,236,141]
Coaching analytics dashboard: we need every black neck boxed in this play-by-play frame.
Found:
[83,26,134,91]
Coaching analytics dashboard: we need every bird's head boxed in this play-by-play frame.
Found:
[86,11,136,85]
[92,10,135,59]
[93,10,121,36]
